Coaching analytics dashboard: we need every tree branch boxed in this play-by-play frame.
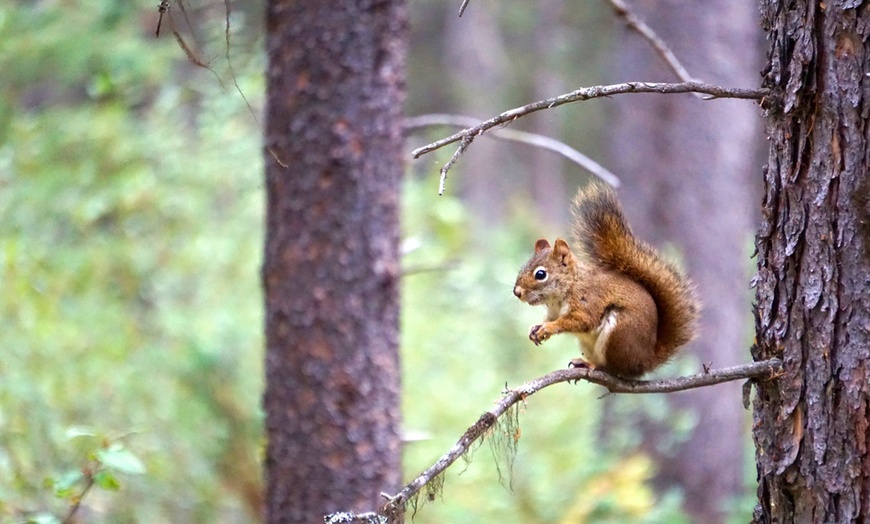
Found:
[405,114,621,188]
[326,358,782,522]
[605,0,699,85]
[412,81,767,161]
[411,82,767,192]
[457,0,696,88]
[458,0,695,85]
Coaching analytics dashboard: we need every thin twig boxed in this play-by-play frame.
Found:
[458,0,471,17]
[439,136,472,195]
[176,0,199,44]
[412,81,767,160]
[457,0,692,86]
[62,471,96,524]
[405,114,620,187]
[155,0,170,37]
[219,0,279,165]
[326,358,781,522]
[168,17,226,90]
[605,0,699,86]
[222,0,258,119]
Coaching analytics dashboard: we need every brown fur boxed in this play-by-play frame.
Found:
[513,184,699,378]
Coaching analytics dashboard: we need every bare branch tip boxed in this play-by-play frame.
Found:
[458,0,471,17]
[438,172,447,195]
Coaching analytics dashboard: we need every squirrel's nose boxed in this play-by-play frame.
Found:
[513,286,523,299]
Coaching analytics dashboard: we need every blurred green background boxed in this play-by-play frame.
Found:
[0,0,753,522]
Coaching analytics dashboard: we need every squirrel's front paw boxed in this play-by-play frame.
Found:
[529,324,550,345]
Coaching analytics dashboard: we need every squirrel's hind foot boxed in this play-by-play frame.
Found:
[568,358,595,385]
[568,358,595,370]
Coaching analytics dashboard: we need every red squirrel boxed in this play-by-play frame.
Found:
[513,183,699,378]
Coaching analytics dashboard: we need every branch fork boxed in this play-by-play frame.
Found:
[412,81,768,193]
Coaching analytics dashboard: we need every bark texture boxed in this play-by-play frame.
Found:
[752,1,870,522]
[608,1,761,522]
[262,2,408,522]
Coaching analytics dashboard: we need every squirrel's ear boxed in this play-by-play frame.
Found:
[534,238,551,253]
[553,238,574,265]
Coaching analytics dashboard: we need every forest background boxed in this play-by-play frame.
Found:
[0,0,761,522]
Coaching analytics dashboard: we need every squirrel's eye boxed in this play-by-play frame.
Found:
[533,266,548,282]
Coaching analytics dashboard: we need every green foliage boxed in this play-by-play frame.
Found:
[0,0,264,521]
[36,430,145,522]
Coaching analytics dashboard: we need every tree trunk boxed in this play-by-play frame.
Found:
[752,2,870,522]
[262,2,408,522]
[608,1,761,522]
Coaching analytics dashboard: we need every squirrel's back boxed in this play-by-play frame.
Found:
[572,184,699,359]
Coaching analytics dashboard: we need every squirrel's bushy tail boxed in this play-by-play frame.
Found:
[572,183,699,361]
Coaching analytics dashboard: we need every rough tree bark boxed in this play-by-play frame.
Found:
[752,1,870,522]
[608,1,761,522]
[262,1,408,522]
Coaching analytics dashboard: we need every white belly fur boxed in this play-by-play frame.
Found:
[575,310,618,366]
